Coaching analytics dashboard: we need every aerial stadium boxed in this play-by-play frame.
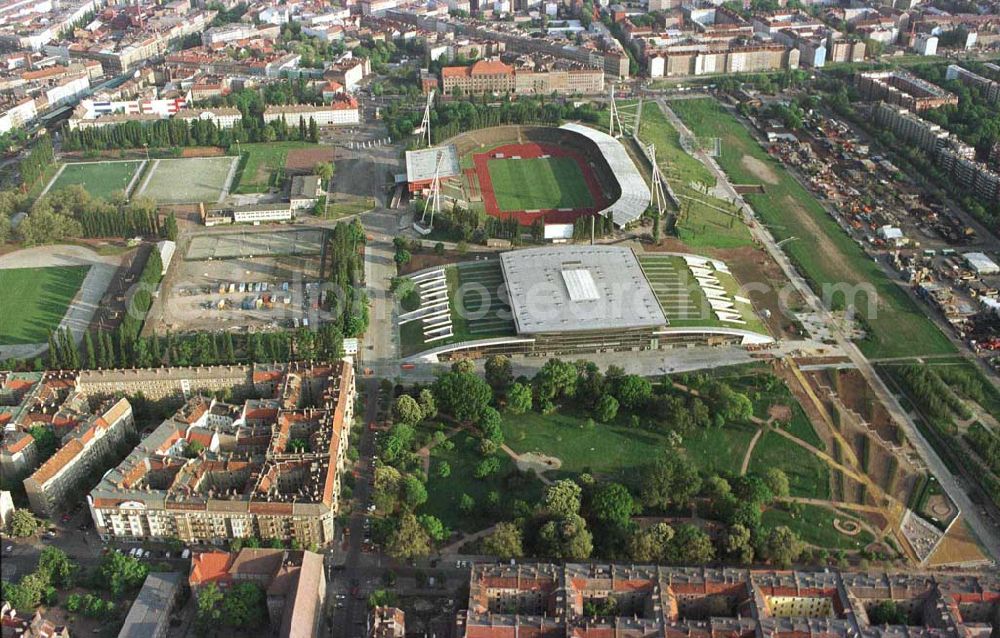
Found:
[404,124,650,227]
[398,245,773,362]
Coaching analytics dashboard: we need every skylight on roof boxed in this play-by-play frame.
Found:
[561,269,599,302]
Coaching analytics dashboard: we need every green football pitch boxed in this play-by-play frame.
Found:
[487,157,594,211]
[0,266,90,345]
[49,161,142,200]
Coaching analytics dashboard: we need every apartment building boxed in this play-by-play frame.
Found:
[512,66,604,95]
[369,607,406,638]
[0,96,36,134]
[77,365,255,402]
[441,59,514,94]
[457,563,1000,638]
[263,98,360,127]
[174,107,243,130]
[873,103,950,153]
[856,71,959,112]
[946,64,1000,105]
[23,397,135,518]
[87,362,355,548]
[2,370,82,483]
[649,43,799,78]
[189,549,327,638]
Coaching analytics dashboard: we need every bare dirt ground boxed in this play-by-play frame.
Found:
[928,518,990,566]
[286,147,336,174]
[768,404,793,422]
[515,452,562,474]
[741,156,780,185]
[155,253,328,333]
[399,250,500,276]
[718,245,805,339]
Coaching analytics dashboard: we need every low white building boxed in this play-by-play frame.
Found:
[263,98,360,127]
[174,107,242,129]
[964,252,999,276]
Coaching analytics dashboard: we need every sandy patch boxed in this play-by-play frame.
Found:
[515,452,562,475]
[741,156,780,185]
[833,518,861,536]
[768,404,793,422]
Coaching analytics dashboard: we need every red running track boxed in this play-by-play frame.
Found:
[472,142,609,225]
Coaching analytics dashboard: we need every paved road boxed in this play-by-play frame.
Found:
[657,99,1000,562]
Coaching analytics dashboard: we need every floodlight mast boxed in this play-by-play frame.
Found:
[646,143,668,217]
[420,90,435,148]
[420,150,444,229]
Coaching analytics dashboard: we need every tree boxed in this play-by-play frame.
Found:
[537,514,592,560]
[639,451,701,510]
[387,514,431,560]
[459,494,475,512]
[418,388,437,420]
[417,514,450,542]
[724,524,755,564]
[593,394,619,423]
[703,475,732,501]
[196,581,225,632]
[393,394,423,426]
[367,589,397,609]
[666,524,715,564]
[732,474,774,506]
[484,355,513,391]
[868,600,908,625]
[481,522,524,559]
[222,582,266,628]
[761,525,803,568]
[37,546,74,587]
[402,475,428,509]
[314,161,335,181]
[612,375,652,411]
[162,212,178,241]
[506,382,532,414]
[627,522,674,562]
[763,468,790,499]
[478,407,504,444]
[590,483,636,528]
[436,461,451,478]
[474,456,500,478]
[533,359,578,403]
[543,480,583,518]
[8,509,38,537]
[433,371,493,422]
[100,550,149,596]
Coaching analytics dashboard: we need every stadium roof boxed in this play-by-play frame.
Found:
[405,145,460,183]
[500,245,666,335]
[560,123,649,227]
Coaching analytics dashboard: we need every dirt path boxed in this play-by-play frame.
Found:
[741,155,779,185]
[438,524,497,555]
[416,425,463,476]
[499,444,558,485]
[740,427,765,475]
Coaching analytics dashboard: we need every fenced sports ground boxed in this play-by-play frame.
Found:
[43,160,144,200]
[136,156,238,204]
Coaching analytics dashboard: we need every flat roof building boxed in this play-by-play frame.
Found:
[117,572,183,638]
[405,145,461,192]
[500,245,666,335]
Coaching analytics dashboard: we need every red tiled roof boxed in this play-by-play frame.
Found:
[189,551,233,587]
[29,439,84,485]
[471,60,513,75]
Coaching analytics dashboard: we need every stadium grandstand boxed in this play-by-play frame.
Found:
[560,123,649,227]
[404,145,460,193]
[400,245,773,362]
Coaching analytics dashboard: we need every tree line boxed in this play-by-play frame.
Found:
[17,137,54,194]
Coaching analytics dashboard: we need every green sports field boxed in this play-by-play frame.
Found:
[0,266,89,345]
[138,157,236,204]
[487,157,593,211]
[49,161,142,200]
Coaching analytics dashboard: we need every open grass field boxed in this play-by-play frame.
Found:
[138,157,235,204]
[762,503,874,551]
[500,410,756,482]
[748,430,830,499]
[422,431,543,532]
[48,161,142,200]
[231,141,315,194]
[668,98,954,359]
[487,157,594,212]
[0,266,89,345]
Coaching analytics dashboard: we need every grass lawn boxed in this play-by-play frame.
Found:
[231,141,314,194]
[501,410,755,481]
[422,431,543,533]
[487,157,593,211]
[668,98,954,359]
[762,503,874,551]
[49,161,142,200]
[0,266,89,345]
[748,430,830,499]
[139,157,235,203]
